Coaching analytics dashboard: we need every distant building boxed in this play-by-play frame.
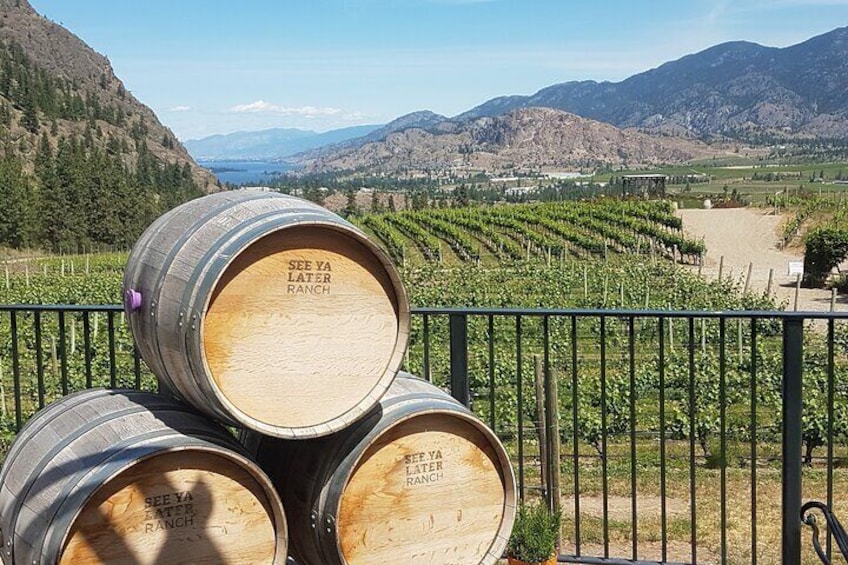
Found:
[545,172,585,180]
[622,174,667,197]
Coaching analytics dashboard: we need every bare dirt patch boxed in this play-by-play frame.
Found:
[678,208,846,312]
[562,495,688,522]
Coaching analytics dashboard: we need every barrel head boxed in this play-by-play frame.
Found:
[60,450,281,565]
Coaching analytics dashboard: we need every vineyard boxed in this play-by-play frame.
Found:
[0,201,846,562]
[354,200,706,267]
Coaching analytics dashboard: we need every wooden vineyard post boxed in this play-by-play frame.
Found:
[583,266,588,299]
[767,268,774,296]
[744,262,753,294]
[544,366,562,547]
[718,255,724,280]
[738,319,743,363]
[0,357,6,420]
[668,310,675,352]
[50,337,58,378]
[534,355,548,499]
[794,273,801,311]
[832,288,837,312]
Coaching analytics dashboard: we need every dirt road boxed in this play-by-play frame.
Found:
[678,208,846,312]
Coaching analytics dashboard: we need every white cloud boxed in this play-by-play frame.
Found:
[169,105,192,112]
[229,100,343,116]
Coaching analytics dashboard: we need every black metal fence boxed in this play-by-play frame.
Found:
[1,304,847,565]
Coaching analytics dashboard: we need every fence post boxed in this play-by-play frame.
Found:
[449,313,469,407]
[782,318,803,565]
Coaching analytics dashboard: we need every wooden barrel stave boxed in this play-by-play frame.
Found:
[0,389,288,565]
[244,373,516,565]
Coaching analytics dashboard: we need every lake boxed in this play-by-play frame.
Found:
[198,160,297,185]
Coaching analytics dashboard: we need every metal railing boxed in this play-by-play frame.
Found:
[0,304,847,565]
[411,308,848,565]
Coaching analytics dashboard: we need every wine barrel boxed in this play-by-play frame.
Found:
[243,373,516,565]
[123,190,410,438]
[0,389,287,565]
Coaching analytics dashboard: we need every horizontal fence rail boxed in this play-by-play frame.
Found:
[0,304,847,565]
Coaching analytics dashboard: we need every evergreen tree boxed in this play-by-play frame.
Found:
[370,190,384,213]
[0,154,36,247]
[342,188,360,217]
[20,91,39,133]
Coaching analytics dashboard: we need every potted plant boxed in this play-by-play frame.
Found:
[506,501,561,565]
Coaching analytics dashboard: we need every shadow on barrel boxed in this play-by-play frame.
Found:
[11,445,227,563]
[1,390,283,564]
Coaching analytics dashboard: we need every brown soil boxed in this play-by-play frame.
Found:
[678,208,847,312]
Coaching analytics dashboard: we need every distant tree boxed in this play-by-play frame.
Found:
[388,194,396,212]
[370,190,384,213]
[20,92,39,133]
[342,188,360,217]
[411,191,428,210]
[453,183,470,207]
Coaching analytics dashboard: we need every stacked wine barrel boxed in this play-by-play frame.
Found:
[0,190,516,565]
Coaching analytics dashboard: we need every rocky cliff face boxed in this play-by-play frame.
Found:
[301,107,709,174]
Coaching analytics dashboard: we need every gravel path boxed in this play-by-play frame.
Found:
[678,208,846,312]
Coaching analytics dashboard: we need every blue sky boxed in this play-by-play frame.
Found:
[27,0,848,140]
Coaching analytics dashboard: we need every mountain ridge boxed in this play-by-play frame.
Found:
[458,27,848,138]
[184,124,382,161]
[300,107,711,175]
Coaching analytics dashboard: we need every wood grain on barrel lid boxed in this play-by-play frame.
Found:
[337,414,507,565]
[203,226,400,429]
[60,451,278,565]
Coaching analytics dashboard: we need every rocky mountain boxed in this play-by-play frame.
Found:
[184,124,382,161]
[301,107,709,174]
[0,0,217,190]
[459,27,848,139]
[300,110,451,159]
[0,0,218,251]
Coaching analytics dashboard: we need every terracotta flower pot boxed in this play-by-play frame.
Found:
[507,553,557,565]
